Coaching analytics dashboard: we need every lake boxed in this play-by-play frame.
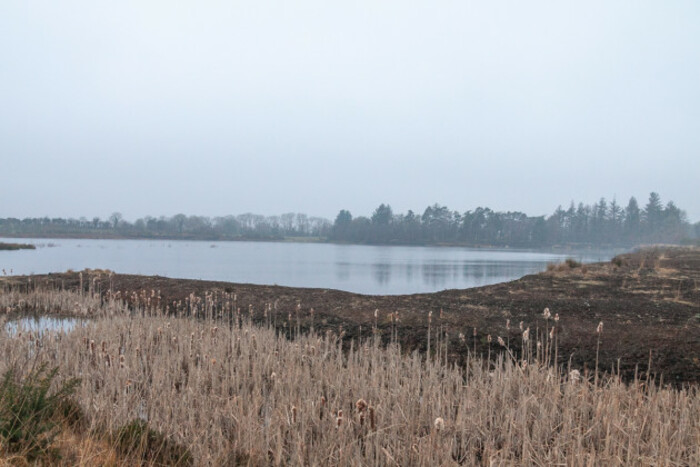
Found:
[0,238,622,295]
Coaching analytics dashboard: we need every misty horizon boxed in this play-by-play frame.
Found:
[2,192,695,224]
[2,2,699,222]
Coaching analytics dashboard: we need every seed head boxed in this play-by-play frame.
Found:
[356,398,368,413]
[522,327,530,342]
[336,410,343,428]
[434,417,445,432]
[497,336,506,347]
[543,307,551,319]
[596,321,603,334]
[569,369,581,383]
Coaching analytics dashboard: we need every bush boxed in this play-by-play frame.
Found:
[547,258,583,272]
[0,364,80,460]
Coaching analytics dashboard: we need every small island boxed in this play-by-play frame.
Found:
[0,241,36,251]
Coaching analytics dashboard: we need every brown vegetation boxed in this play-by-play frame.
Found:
[1,280,699,465]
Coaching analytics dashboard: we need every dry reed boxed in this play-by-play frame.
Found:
[1,286,699,466]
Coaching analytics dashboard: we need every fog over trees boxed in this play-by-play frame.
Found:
[331,193,694,247]
[1,193,697,247]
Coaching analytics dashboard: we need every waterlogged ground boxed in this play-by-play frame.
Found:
[3,246,699,384]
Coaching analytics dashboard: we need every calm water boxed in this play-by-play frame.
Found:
[5,316,85,336]
[0,238,622,295]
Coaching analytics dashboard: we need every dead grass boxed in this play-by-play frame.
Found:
[1,286,699,466]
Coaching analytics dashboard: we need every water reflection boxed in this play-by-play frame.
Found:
[335,261,351,281]
[372,263,391,285]
[5,316,85,336]
[0,237,622,295]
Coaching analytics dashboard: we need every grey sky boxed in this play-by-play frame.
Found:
[2,1,699,222]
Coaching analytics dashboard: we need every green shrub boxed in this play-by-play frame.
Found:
[0,364,80,460]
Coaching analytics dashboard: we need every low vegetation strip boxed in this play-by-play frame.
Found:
[1,285,699,465]
[0,242,35,251]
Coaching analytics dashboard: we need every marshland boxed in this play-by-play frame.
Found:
[1,246,699,465]
[3,1,700,465]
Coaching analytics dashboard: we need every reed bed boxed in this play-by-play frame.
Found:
[1,288,699,466]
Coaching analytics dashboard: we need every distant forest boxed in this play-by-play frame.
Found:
[1,193,697,248]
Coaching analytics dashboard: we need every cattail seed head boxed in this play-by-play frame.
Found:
[487,334,492,343]
[569,369,581,383]
[356,398,368,413]
[336,410,343,428]
[549,327,555,339]
[434,417,445,432]
[506,319,510,330]
[519,321,524,332]
[497,336,506,347]
[596,321,604,334]
[523,327,530,342]
[543,307,551,319]
[554,313,560,322]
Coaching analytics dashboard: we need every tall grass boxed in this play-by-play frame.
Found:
[1,286,699,465]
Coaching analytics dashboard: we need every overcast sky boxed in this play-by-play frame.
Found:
[2,1,699,222]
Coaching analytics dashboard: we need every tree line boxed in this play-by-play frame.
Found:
[0,213,331,241]
[0,193,697,247]
[331,193,697,247]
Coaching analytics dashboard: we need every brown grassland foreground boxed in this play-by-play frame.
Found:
[0,246,699,465]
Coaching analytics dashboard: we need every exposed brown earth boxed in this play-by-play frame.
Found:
[3,246,699,384]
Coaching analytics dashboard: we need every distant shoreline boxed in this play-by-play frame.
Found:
[0,234,636,251]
